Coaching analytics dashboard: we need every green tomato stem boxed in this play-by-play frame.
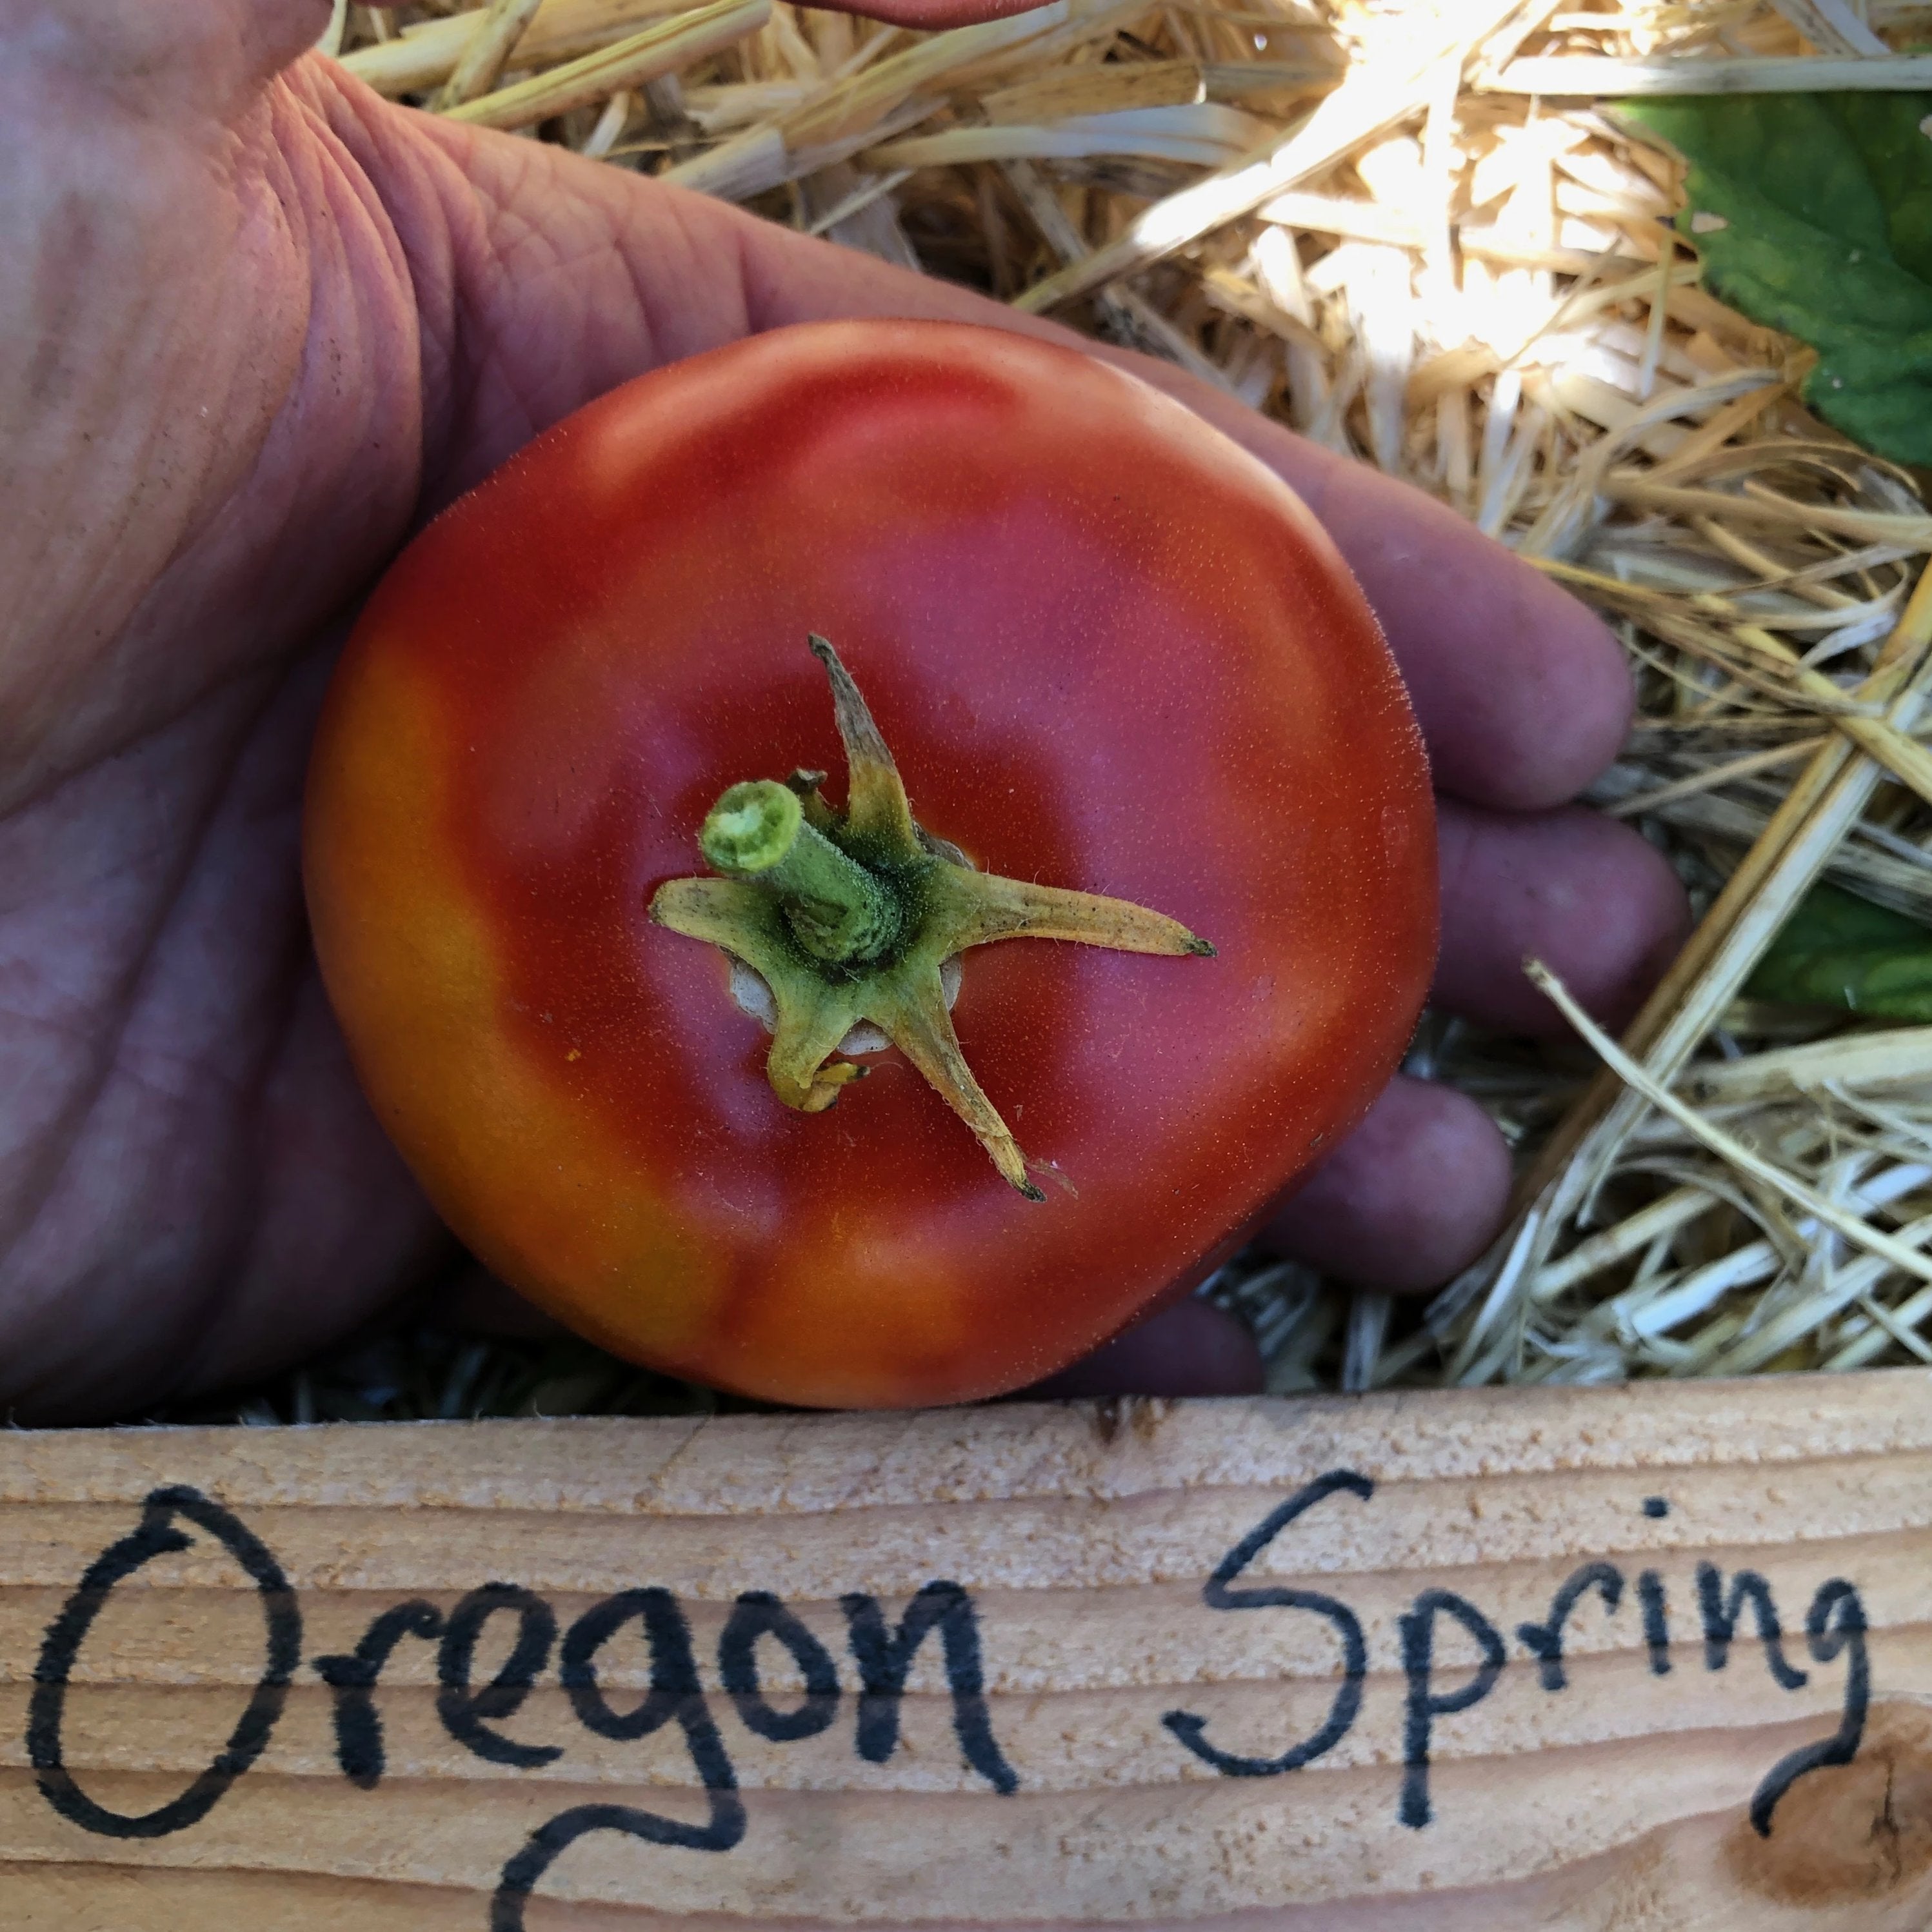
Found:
[652,637,1214,1198]
[699,778,904,965]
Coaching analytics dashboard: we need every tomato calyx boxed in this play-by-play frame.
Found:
[649,636,1215,1200]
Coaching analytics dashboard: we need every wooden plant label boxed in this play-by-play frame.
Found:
[4,1371,1931,1929]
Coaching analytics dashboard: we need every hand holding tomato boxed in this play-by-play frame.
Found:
[0,0,1686,1419]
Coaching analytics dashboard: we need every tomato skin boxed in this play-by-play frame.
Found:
[303,319,1436,1407]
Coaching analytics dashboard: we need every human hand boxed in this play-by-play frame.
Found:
[0,0,1686,1419]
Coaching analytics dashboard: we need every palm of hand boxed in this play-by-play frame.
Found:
[0,1,1684,1419]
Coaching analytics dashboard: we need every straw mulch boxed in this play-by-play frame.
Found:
[277,0,1932,1419]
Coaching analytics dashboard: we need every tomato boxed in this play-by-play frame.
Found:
[303,319,1437,1408]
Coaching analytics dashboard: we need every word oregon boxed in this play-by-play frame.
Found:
[27,1473,1870,1929]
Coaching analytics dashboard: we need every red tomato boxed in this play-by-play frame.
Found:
[303,320,1436,1408]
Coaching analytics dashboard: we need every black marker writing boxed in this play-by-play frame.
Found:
[25,1471,1885,1877]
[720,1590,841,1742]
[1695,1564,1807,1691]
[314,1599,444,1788]
[842,1580,1018,1795]
[1517,1562,1624,1695]
[557,1587,745,1840]
[439,1583,564,1768]
[1164,1469,1373,1777]
[1399,1589,1506,1830]
[29,1485,301,1839]
[1750,1578,1870,1837]
[492,1797,747,1932]
[1637,1569,1672,1676]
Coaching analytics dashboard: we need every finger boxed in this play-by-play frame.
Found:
[1258,1075,1511,1292]
[1021,1299,1263,1400]
[1128,413,1635,813]
[819,0,1045,23]
[1434,801,1691,1036]
[386,132,1631,813]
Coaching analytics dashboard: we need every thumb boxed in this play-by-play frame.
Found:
[12,0,331,113]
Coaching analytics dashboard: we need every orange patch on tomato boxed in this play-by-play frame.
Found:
[306,635,726,1361]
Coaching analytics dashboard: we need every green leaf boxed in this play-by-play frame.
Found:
[1624,94,1932,464]
[1747,881,1932,1018]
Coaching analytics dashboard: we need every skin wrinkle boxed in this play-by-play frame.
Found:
[27,144,183,524]
[324,95,472,494]
[172,973,444,1404]
[471,228,588,459]
[411,132,720,490]
[1,104,307,809]
[0,675,275,1263]
[0,761,208,1164]
[7,187,148,696]
[0,612,316,828]
[61,942,297,1415]
[4,659,335,1415]
[318,103,531,504]
[441,170,563,454]
[108,692,316,1122]
[0,23,1687,1416]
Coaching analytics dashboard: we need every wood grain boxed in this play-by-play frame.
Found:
[4,1374,1931,1929]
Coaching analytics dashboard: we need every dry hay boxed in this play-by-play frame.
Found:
[303,0,1932,1413]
